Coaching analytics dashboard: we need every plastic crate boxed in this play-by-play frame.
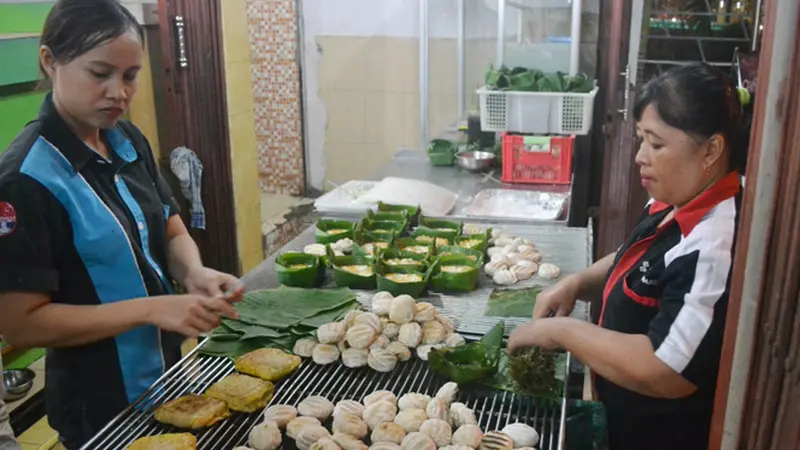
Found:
[478,86,598,135]
[501,133,574,185]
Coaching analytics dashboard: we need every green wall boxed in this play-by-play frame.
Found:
[0,2,53,34]
[0,91,46,150]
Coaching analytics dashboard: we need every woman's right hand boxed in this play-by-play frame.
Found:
[146,294,239,337]
[532,275,582,319]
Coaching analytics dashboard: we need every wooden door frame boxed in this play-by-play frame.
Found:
[155,0,241,276]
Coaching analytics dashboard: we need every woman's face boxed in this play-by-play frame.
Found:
[635,105,724,207]
[41,30,142,130]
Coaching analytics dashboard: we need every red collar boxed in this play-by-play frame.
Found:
[649,171,741,237]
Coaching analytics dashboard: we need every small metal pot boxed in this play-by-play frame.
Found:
[456,151,496,172]
[3,369,35,402]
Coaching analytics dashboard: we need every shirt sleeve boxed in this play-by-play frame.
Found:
[647,224,734,387]
[0,175,60,292]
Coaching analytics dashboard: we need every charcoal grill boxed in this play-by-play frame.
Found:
[82,344,569,450]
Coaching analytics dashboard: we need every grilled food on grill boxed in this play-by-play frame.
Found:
[234,348,301,381]
[204,373,274,413]
[126,433,197,450]
[154,395,229,429]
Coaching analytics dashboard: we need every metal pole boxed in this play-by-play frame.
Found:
[419,0,429,151]
[569,0,582,75]
[751,0,762,51]
[496,0,505,67]
[457,0,465,117]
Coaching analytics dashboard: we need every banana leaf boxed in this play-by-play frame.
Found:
[393,237,434,258]
[436,245,485,265]
[484,287,543,318]
[355,226,396,245]
[353,229,394,257]
[487,349,568,401]
[376,261,432,298]
[378,248,428,271]
[275,253,324,288]
[366,209,408,222]
[327,246,377,290]
[315,219,356,244]
[454,228,491,253]
[377,202,420,227]
[361,218,408,234]
[428,321,505,384]
[430,254,480,293]
[419,216,462,233]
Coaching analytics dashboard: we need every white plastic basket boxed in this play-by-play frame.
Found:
[477,86,599,135]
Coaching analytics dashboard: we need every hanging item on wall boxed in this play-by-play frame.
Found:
[170,146,206,230]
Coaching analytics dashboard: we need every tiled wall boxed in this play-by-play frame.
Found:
[246,0,305,196]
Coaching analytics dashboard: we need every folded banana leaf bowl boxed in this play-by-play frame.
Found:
[275,253,325,288]
[376,259,432,298]
[327,246,377,290]
[430,254,481,293]
[315,219,356,245]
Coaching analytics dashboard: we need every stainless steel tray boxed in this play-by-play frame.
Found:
[462,189,569,222]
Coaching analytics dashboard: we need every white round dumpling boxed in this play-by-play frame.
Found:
[438,316,456,334]
[312,343,340,365]
[538,263,562,279]
[486,246,504,258]
[444,333,466,348]
[425,398,449,422]
[484,260,509,277]
[317,322,347,344]
[342,348,369,368]
[398,322,422,348]
[439,446,472,450]
[394,408,427,433]
[286,416,321,439]
[249,420,282,450]
[338,339,350,353]
[421,321,446,344]
[369,443,401,450]
[304,243,327,256]
[332,238,355,254]
[363,401,398,430]
[435,382,458,405]
[293,338,318,358]
[296,425,331,450]
[501,423,539,448]
[309,438,342,450]
[331,432,368,450]
[372,292,394,316]
[233,446,255,450]
[354,312,382,331]
[298,396,334,421]
[400,432,436,450]
[369,334,391,350]
[346,324,378,349]
[452,424,483,448]
[510,263,536,281]
[505,252,523,264]
[363,390,397,407]
[413,303,436,322]
[368,348,398,373]
[262,404,297,428]
[332,412,368,439]
[371,421,407,445]
[518,248,540,263]
[492,268,518,285]
[389,295,416,324]
[416,344,443,361]
[480,431,514,450]
[381,320,400,339]
[398,393,431,411]
[385,341,412,362]
[494,237,515,247]
[449,403,477,428]
[334,399,365,419]
[517,244,536,254]
[344,310,363,328]
[515,259,539,270]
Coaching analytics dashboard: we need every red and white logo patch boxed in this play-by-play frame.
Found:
[0,202,17,237]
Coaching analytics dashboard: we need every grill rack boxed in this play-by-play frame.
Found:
[82,345,568,450]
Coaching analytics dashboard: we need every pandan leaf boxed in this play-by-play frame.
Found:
[275,253,324,288]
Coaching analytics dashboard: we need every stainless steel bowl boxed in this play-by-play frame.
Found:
[3,369,35,402]
[456,151,496,172]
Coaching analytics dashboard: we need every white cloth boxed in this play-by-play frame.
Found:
[0,356,21,450]
[169,147,206,230]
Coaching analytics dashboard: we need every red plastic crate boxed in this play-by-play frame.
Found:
[501,133,574,184]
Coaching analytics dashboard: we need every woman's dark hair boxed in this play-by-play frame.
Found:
[633,62,750,173]
[40,0,143,75]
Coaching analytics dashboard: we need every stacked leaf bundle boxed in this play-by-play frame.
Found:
[485,64,596,93]
[200,287,360,358]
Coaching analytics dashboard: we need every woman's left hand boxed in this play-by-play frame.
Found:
[183,267,244,302]
[507,318,562,353]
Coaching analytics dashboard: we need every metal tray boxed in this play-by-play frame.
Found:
[463,189,569,222]
[313,180,378,215]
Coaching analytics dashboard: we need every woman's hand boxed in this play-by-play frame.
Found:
[507,318,562,352]
[183,267,244,301]
[531,275,582,319]
[147,294,239,337]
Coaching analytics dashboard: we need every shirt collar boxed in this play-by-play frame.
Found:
[649,171,742,237]
[38,94,138,173]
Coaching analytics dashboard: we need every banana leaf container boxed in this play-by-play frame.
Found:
[275,253,325,288]
[411,227,459,249]
[377,202,421,227]
[366,209,409,223]
[455,228,492,253]
[327,246,377,290]
[354,228,394,256]
[419,216,463,234]
[427,139,457,167]
[376,260,432,298]
[436,245,485,266]
[360,218,408,235]
[315,219,356,245]
[430,254,481,292]
[393,237,434,258]
[378,248,428,272]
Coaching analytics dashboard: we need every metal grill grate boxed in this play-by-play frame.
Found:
[83,348,567,450]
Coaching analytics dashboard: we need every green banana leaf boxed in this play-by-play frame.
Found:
[419,216,462,233]
[454,228,491,253]
[315,219,356,244]
[436,245,485,265]
[275,253,324,288]
[393,237,434,258]
[354,229,394,257]
[361,218,408,234]
[484,287,543,318]
[377,202,420,227]
[376,261,432,298]
[488,350,568,401]
[355,227,396,245]
[378,248,428,271]
[366,209,408,222]
[430,254,480,293]
[327,246,377,290]
[410,228,457,250]
[427,139,457,155]
[428,321,505,384]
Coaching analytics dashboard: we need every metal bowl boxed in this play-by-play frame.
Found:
[3,369,35,402]
[456,151,496,172]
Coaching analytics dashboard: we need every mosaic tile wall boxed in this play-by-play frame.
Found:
[246,0,305,196]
